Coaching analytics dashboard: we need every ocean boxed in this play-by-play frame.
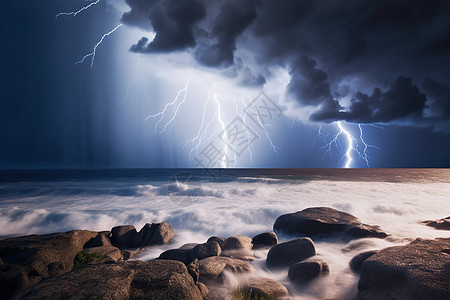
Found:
[1,168,449,299]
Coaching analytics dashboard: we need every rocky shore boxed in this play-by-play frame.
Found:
[0,207,448,299]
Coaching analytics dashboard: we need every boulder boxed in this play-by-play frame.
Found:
[159,248,193,265]
[121,249,138,260]
[252,232,278,249]
[111,222,175,248]
[207,236,226,248]
[192,241,221,260]
[84,233,112,248]
[0,230,98,299]
[349,250,378,273]
[274,207,387,240]
[266,238,316,268]
[222,236,253,250]
[288,260,330,283]
[240,277,288,298]
[358,238,450,299]
[198,256,254,282]
[111,225,137,248]
[12,260,203,300]
[421,216,450,230]
[149,222,175,245]
[180,243,200,250]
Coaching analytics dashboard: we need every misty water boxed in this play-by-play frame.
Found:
[1,169,449,299]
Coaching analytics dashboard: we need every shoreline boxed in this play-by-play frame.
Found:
[1,207,449,299]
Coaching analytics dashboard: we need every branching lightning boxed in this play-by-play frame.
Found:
[74,24,123,69]
[319,121,379,168]
[145,83,189,134]
[214,94,228,168]
[55,0,101,19]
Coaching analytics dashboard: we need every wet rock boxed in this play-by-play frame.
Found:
[266,238,316,268]
[421,216,450,230]
[349,250,378,273]
[358,238,450,299]
[241,277,288,298]
[0,230,98,298]
[111,225,137,248]
[274,207,387,240]
[198,256,254,282]
[149,222,175,245]
[159,248,193,265]
[222,236,253,250]
[252,232,278,249]
[288,260,330,283]
[121,249,137,260]
[133,223,157,246]
[220,249,256,261]
[192,241,221,260]
[207,236,226,248]
[12,260,203,300]
[84,233,112,248]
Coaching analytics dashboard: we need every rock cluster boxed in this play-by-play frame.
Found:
[1,208,448,300]
[421,216,450,230]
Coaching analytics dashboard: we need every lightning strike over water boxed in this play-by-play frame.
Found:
[184,94,211,160]
[337,121,353,168]
[145,83,189,134]
[55,0,101,19]
[214,94,228,168]
[319,121,378,168]
[74,24,123,69]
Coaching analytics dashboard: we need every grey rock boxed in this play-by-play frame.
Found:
[180,243,200,250]
[111,225,137,248]
[198,256,254,282]
[252,232,278,249]
[12,260,203,300]
[0,230,98,299]
[274,207,387,240]
[266,238,316,268]
[349,250,378,273]
[288,260,330,283]
[222,236,252,250]
[192,241,221,260]
[241,277,289,298]
[133,223,157,247]
[358,238,450,299]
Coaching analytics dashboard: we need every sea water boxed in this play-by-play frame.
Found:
[1,169,449,299]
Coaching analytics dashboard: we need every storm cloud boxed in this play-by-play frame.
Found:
[122,0,450,129]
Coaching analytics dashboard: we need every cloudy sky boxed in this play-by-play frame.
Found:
[1,0,450,168]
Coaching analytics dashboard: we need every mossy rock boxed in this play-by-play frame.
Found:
[73,250,107,270]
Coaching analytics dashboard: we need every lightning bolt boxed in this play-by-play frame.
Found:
[214,94,228,168]
[184,93,211,161]
[338,121,353,168]
[145,82,189,134]
[74,24,123,69]
[319,121,379,168]
[55,0,101,19]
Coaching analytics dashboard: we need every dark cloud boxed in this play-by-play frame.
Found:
[312,77,427,123]
[126,0,206,52]
[123,0,450,129]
